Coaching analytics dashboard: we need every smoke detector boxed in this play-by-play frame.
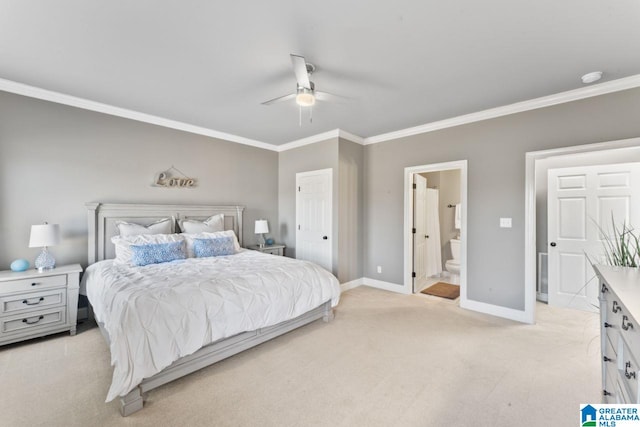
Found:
[581,71,603,84]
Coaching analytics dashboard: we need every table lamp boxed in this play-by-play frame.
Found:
[29,222,61,272]
[254,219,269,248]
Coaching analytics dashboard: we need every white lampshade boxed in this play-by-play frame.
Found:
[254,220,269,234]
[29,223,61,248]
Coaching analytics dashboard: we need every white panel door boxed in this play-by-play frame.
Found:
[413,174,427,292]
[548,163,640,311]
[296,168,332,272]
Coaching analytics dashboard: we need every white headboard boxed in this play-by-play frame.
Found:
[86,203,244,264]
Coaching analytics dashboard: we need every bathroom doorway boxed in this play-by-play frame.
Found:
[403,161,467,303]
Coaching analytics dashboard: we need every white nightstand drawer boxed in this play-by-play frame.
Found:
[0,274,67,294]
[1,308,66,335]
[1,288,66,316]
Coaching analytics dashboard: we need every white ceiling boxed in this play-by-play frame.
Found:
[1,1,639,146]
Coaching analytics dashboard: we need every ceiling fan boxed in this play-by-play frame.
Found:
[261,54,344,123]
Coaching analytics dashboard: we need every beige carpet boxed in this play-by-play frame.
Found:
[0,286,601,427]
[420,282,460,299]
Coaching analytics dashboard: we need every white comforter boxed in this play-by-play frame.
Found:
[83,250,340,401]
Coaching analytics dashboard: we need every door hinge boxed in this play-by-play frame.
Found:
[413,183,416,189]
[412,272,416,278]
[298,224,300,230]
[412,228,416,234]
[298,186,301,192]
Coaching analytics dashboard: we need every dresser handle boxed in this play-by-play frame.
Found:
[601,283,609,294]
[625,361,636,380]
[22,315,44,325]
[622,315,634,331]
[613,301,622,313]
[22,297,45,306]
[31,282,38,287]
[604,322,613,328]
[604,356,614,363]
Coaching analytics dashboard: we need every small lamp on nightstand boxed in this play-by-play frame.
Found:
[29,222,61,272]
[254,219,269,248]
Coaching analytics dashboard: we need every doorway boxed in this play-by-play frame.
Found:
[524,136,640,323]
[296,168,333,271]
[403,160,468,303]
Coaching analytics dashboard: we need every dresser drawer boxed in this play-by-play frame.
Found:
[262,248,282,256]
[618,336,640,403]
[0,274,67,294]
[0,288,66,316]
[1,308,66,335]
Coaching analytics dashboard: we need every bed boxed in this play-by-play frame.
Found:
[82,203,340,416]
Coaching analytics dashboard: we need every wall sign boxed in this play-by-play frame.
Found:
[153,166,197,188]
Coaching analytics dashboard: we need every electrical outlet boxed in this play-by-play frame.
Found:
[377,265,382,274]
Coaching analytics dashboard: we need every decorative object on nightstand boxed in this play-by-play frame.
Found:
[10,259,30,272]
[254,219,269,248]
[0,264,82,346]
[28,222,61,272]
[246,243,286,256]
[266,238,274,245]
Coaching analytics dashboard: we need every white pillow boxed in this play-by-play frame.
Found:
[182,230,241,258]
[111,233,184,265]
[116,217,173,236]
[179,214,224,234]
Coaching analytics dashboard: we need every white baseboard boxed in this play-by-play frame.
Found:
[460,299,533,324]
[340,278,363,293]
[362,277,410,294]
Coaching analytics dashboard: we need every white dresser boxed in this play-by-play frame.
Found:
[0,264,82,346]
[596,265,640,403]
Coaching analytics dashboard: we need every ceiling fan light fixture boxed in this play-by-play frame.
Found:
[296,87,315,107]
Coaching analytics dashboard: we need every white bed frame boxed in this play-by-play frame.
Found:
[86,202,334,416]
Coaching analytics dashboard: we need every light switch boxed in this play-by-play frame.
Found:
[500,218,512,228]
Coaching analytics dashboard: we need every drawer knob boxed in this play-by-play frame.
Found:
[604,356,614,363]
[22,297,45,306]
[604,322,613,328]
[22,315,44,325]
[31,282,38,287]
[622,315,634,331]
[603,389,612,396]
[625,361,637,380]
[613,301,622,313]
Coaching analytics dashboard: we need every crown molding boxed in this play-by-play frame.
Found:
[0,78,277,151]
[363,74,640,145]
[276,129,365,152]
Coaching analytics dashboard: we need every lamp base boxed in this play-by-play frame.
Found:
[34,247,55,272]
[258,234,266,248]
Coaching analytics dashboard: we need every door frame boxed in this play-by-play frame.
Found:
[524,136,640,324]
[403,160,468,302]
[295,168,333,271]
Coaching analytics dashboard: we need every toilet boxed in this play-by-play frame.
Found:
[444,238,461,282]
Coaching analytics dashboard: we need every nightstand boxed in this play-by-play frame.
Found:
[246,244,286,256]
[0,264,82,346]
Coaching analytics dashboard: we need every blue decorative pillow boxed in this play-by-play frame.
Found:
[130,241,186,266]
[193,237,235,258]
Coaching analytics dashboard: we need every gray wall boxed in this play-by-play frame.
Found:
[0,91,279,270]
[364,87,640,310]
[338,138,364,282]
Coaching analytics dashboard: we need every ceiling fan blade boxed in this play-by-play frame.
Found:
[315,91,349,103]
[290,54,311,89]
[261,93,296,105]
